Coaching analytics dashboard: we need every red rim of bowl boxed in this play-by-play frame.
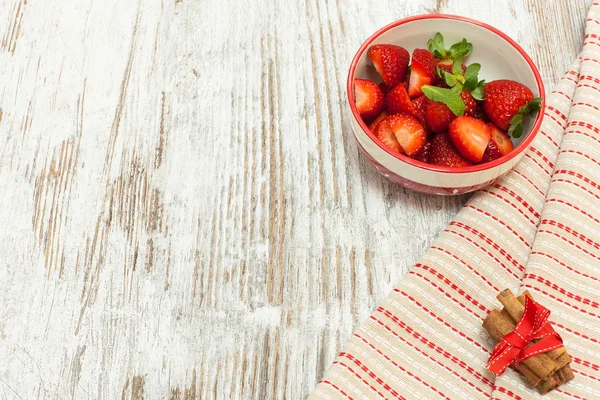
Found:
[347,14,546,174]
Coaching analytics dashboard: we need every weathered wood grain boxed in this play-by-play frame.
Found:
[0,0,591,398]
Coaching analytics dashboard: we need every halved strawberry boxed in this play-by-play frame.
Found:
[489,124,514,155]
[386,84,415,116]
[408,49,437,98]
[368,44,410,88]
[386,114,427,157]
[429,133,472,167]
[448,116,491,162]
[374,118,402,154]
[354,78,385,121]
[368,111,389,132]
[480,124,514,163]
[411,95,428,127]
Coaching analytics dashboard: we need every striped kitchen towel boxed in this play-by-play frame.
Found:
[309,3,600,400]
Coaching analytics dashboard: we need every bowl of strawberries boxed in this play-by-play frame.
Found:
[349,15,545,195]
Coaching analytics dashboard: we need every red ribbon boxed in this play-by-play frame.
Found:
[486,295,564,375]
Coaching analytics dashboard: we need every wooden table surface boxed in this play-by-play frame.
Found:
[0,0,591,398]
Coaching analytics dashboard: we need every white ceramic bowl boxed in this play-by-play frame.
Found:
[348,15,545,195]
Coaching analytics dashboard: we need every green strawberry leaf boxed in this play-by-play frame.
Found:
[471,80,486,101]
[422,85,466,116]
[439,69,458,87]
[508,97,543,138]
[463,64,481,92]
[427,32,446,58]
[427,33,473,60]
[449,39,473,58]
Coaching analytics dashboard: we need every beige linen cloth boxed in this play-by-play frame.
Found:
[310,4,600,399]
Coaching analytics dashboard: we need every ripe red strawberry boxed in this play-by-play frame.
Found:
[429,133,472,167]
[368,44,410,88]
[386,114,427,157]
[379,82,393,96]
[480,141,503,163]
[448,116,491,162]
[411,95,428,126]
[368,111,389,132]
[415,140,432,163]
[489,124,514,155]
[386,84,415,116]
[482,80,534,130]
[408,49,437,98]
[425,91,476,134]
[425,99,455,134]
[374,118,402,154]
[461,91,477,116]
[354,78,385,120]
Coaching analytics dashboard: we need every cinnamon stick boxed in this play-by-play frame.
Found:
[483,309,558,381]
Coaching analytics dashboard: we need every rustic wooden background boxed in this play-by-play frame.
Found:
[0,0,591,398]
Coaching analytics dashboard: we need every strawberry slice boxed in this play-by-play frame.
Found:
[411,95,428,127]
[386,84,415,116]
[374,118,402,154]
[480,124,514,163]
[368,44,410,88]
[448,116,491,162]
[386,114,427,157]
[354,78,385,121]
[429,133,472,167]
[368,111,389,132]
[489,124,514,155]
[408,49,437,98]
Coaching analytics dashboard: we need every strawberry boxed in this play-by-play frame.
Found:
[368,111,389,132]
[411,95,428,127]
[424,91,474,134]
[429,133,472,167]
[461,91,477,116]
[354,78,385,121]
[425,99,455,134]
[368,44,410,88]
[386,114,427,157]
[482,80,541,137]
[408,49,437,98]
[448,116,491,162]
[374,118,402,154]
[379,82,393,96]
[386,84,415,116]
[402,74,410,91]
[480,141,503,163]
[415,140,432,163]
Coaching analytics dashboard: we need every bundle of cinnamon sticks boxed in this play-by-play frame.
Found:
[482,289,574,394]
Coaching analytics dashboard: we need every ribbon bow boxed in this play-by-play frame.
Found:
[487,295,563,375]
